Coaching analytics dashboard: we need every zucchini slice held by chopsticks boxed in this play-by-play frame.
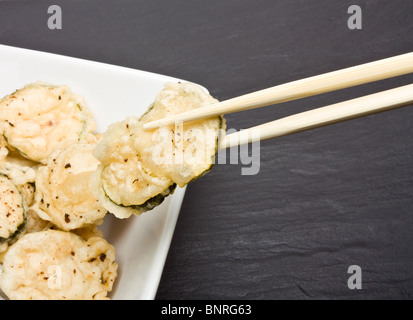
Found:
[92,82,226,219]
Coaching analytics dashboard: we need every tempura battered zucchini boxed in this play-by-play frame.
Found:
[0,82,97,163]
[32,143,107,231]
[133,82,225,187]
[0,175,26,244]
[0,229,117,300]
[92,116,176,219]
[92,82,225,218]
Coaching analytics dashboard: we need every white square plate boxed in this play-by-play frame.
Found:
[0,44,188,300]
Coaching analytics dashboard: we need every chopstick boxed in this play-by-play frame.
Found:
[220,83,413,149]
[143,52,413,130]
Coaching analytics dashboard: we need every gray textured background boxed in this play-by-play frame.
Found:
[1,0,412,299]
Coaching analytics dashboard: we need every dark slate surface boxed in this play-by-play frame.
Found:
[1,0,412,299]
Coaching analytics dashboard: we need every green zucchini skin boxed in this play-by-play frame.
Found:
[105,183,177,214]
[130,183,177,212]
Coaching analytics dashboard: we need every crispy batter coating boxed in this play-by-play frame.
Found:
[0,82,96,163]
[0,175,26,242]
[32,143,107,230]
[25,208,53,234]
[0,230,117,300]
[0,149,38,187]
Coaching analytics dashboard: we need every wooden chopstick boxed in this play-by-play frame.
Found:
[143,52,413,130]
[220,83,413,149]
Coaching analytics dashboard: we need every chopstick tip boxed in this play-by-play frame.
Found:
[142,121,158,130]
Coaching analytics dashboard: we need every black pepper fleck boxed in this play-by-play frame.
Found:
[99,253,106,262]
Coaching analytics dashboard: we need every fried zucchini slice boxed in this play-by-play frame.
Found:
[92,116,176,219]
[0,82,97,163]
[32,143,107,231]
[0,175,26,244]
[133,82,225,187]
[92,82,225,219]
[0,229,117,300]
